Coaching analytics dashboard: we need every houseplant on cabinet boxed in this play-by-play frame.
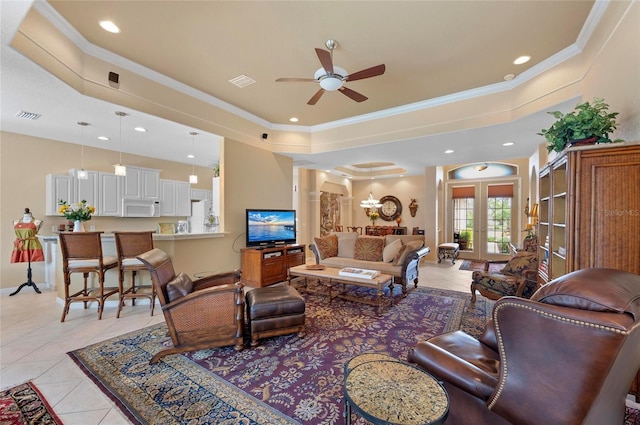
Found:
[538,97,623,153]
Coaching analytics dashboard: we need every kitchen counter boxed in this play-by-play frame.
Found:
[40,231,225,242]
[39,231,228,300]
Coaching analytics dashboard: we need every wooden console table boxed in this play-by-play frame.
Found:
[365,226,407,236]
[241,244,305,287]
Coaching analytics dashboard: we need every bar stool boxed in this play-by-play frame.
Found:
[113,231,155,318]
[59,232,118,322]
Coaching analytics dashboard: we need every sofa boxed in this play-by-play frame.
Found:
[309,232,430,294]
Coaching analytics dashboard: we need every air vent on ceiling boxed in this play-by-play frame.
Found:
[16,110,41,120]
[228,75,256,88]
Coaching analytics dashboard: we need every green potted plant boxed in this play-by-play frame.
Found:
[538,97,623,153]
[459,229,472,250]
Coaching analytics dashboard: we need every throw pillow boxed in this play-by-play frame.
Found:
[392,243,407,265]
[166,272,193,302]
[393,240,424,265]
[354,236,385,261]
[501,251,538,276]
[338,237,357,258]
[314,234,338,259]
[382,238,403,263]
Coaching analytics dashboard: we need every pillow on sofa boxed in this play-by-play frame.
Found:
[500,251,537,276]
[314,234,338,259]
[338,237,357,258]
[354,236,385,261]
[393,240,424,266]
[383,238,403,263]
[166,272,193,302]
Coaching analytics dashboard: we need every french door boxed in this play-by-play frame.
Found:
[449,180,518,260]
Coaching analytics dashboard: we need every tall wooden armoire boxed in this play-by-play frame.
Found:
[537,142,640,400]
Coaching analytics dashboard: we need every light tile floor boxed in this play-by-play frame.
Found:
[1,260,637,424]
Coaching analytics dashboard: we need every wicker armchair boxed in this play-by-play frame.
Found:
[137,248,244,364]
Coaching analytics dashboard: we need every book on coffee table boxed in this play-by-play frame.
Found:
[339,267,381,279]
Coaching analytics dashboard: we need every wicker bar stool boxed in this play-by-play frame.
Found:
[113,231,155,318]
[59,232,118,322]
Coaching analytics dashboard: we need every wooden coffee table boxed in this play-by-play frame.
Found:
[289,265,394,314]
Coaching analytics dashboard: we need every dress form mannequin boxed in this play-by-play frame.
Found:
[10,208,45,295]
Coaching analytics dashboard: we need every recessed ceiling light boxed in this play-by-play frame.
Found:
[289,117,299,123]
[513,55,530,65]
[445,149,454,154]
[98,136,109,141]
[134,127,147,132]
[503,142,515,146]
[99,20,120,33]
[187,154,195,159]
[504,74,515,81]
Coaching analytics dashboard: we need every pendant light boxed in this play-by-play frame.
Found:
[189,131,198,184]
[76,121,89,180]
[360,168,382,210]
[114,111,127,176]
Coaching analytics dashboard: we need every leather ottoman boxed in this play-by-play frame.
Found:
[245,285,305,347]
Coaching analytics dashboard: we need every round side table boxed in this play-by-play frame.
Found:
[344,356,449,425]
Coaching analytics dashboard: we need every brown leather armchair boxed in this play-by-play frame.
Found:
[137,248,244,364]
[408,268,640,425]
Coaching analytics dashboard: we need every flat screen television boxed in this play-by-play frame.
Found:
[246,209,297,248]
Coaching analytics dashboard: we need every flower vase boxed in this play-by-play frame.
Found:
[73,220,85,232]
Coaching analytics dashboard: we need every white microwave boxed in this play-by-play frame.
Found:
[121,199,160,217]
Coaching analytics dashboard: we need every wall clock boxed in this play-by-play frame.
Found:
[379,195,402,221]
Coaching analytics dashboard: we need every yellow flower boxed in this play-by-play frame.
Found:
[58,199,94,221]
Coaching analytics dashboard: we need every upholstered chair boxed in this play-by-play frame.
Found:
[470,250,538,302]
[408,268,640,425]
[137,248,244,364]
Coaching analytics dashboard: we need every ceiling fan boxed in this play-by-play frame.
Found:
[276,39,386,105]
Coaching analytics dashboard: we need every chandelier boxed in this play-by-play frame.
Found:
[360,168,382,210]
[360,192,382,209]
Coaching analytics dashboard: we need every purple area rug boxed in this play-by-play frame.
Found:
[69,287,490,424]
[183,286,491,424]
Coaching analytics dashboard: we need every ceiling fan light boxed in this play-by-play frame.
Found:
[319,76,343,91]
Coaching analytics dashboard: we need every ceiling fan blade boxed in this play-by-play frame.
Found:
[276,77,317,83]
[315,48,334,74]
[307,88,325,105]
[346,64,386,82]
[339,86,368,103]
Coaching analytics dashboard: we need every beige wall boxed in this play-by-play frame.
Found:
[0,132,293,291]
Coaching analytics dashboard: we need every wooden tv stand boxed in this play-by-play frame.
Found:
[241,244,306,287]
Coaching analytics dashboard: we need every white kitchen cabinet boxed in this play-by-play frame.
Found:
[160,179,191,216]
[175,181,191,216]
[190,188,213,201]
[99,172,122,216]
[45,174,74,216]
[122,166,160,200]
[69,169,99,212]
